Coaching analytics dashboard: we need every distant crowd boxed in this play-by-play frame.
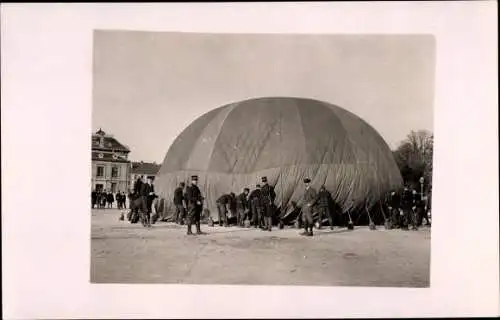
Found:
[91,190,128,209]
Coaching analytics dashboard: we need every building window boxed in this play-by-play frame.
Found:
[147,176,155,181]
[97,166,104,177]
[112,166,119,178]
[98,153,104,159]
[96,184,103,192]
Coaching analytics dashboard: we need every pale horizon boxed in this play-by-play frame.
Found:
[92,31,435,163]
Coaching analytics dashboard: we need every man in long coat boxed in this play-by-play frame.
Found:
[248,184,263,228]
[388,190,401,228]
[236,188,250,227]
[260,176,276,232]
[185,175,204,235]
[317,185,334,230]
[301,178,317,236]
[140,177,155,227]
[173,182,186,224]
[400,184,415,231]
[91,190,97,209]
[133,176,144,196]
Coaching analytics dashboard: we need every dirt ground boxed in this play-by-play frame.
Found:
[91,209,430,287]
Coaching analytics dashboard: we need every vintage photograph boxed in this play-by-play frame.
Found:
[91,31,435,287]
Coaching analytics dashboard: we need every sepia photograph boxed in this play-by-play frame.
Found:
[3,2,498,319]
[91,31,435,287]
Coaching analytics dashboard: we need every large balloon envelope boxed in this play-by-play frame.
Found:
[156,97,402,221]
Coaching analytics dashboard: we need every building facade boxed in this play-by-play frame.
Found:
[91,129,131,193]
[130,161,161,191]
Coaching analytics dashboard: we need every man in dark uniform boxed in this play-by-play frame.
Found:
[317,185,334,230]
[116,191,122,209]
[185,175,204,235]
[173,182,186,224]
[260,177,276,232]
[216,193,232,227]
[108,191,115,208]
[249,184,263,228]
[388,190,401,228]
[133,176,144,196]
[301,178,317,236]
[91,190,97,209]
[400,184,415,231]
[228,192,237,225]
[411,189,420,230]
[424,188,432,226]
[236,188,250,227]
[140,177,155,227]
[101,191,107,208]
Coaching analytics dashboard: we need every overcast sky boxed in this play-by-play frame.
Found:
[92,31,435,163]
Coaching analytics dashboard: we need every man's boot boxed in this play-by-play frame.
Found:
[300,223,309,236]
[187,223,194,235]
[308,226,314,236]
[196,222,205,235]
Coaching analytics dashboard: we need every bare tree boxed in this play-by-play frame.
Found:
[393,130,433,188]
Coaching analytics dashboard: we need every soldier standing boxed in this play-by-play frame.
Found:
[91,190,97,209]
[249,184,263,228]
[216,193,232,227]
[116,191,122,209]
[388,190,401,228]
[133,176,144,196]
[411,189,420,230]
[236,188,250,227]
[173,182,186,224]
[101,191,107,208]
[301,178,317,236]
[107,191,115,209]
[185,175,204,235]
[317,185,334,230]
[424,188,432,226]
[400,184,415,231]
[260,176,276,232]
[121,191,127,209]
[140,177,155,227]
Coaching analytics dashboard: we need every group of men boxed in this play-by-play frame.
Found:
[386,184,431,230]
[129,175,158,227]
[217,177,278,230]
[172,175,205,235]
[171,174,432,237]
[172,176,339,237]
[91,190,127,209]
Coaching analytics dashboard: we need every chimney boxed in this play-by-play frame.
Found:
[97,128,105,146]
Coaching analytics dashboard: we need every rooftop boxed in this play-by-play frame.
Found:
[131,161,161,175]
[92,129,130,153]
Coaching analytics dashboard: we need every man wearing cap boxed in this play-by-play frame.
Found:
[133,175,144,197]
[400,184,415,231]
[388,189,401,229]
[301,178,317,236]
[317,185,334,230]
[260,176,276,231]
[411,188,420,230]
[236,188,250,227]
[249,184,263,228]
[173,182,186,224]
[185,175,204,235]
[140,177,156,227]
